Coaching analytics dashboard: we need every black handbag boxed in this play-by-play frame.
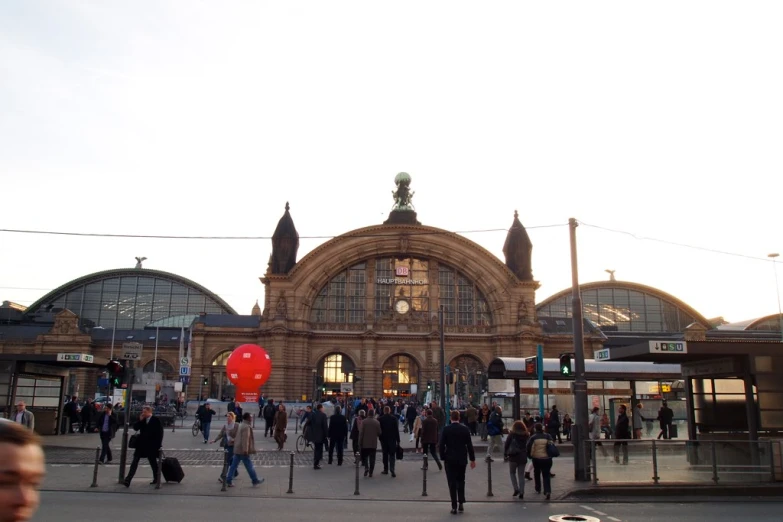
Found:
[395,444,404,460]
[128,433,139,449]
[546,441,560,458]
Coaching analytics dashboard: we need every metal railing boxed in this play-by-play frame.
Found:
[585,439,779,485]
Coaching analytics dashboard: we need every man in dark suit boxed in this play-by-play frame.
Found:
[123,406,164,487]
[327,406,348,465]
[439,410,476,514]
[96,404,118,464]
[378,406,401,477]
[307,403,329,469]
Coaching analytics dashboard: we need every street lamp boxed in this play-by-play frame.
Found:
[768,253,783,342]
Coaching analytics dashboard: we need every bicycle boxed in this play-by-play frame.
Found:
[296,434,313,454]
[192,418,201,437]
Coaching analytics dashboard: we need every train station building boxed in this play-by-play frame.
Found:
[2,174,781,438]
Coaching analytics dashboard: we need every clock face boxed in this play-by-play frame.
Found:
[395,300,410,314]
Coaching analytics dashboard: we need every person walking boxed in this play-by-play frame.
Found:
[378,406,400,477]
[12,401,34,430]
[195,402,216,444]
[308,403,329,469]
[657,400,674,439]
[633,403,646,439]
[420,408,443,470]
[562,414,573,442]
[486,406,504,460]
[547,405,562,443]
[210,411,238,483]
[465,403,478,436]
[588,406,608,461]
[225,413,263,487]
[431,401,446,434]
[79,398,93,433]
[504,420,529,499]
[525,423,554,500]
[262,399,276,437]
[477,404,490,441]
[273,403,287,450]
[350,409,365,456]
[123,406,163,487]
[439,410,476,514]
[328,406,348,465]
[413,410,424,453]
[614,404,631,464]
[358,408,381,477]
[95,404,118,464]
[405,402,418,441]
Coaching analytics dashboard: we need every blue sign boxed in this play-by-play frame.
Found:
[98,378,109,387]
[179,376,190,385]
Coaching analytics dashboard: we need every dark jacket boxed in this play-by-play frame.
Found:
[439,421,475,464]
[504,428,529,464]
[405,405,418,423]
[307,410,329,444]
[421,416,439,445]
[196,405,216,423]
[487,411,503,436]
[96,411,119,438]
[328,412,348,441]
[132,415,164,458]
[263,403,276,420]
[432,406,446,430]
[547,409,561,429]
[615,412,631,440]
[378,413,401,446]
[658,406,674,426]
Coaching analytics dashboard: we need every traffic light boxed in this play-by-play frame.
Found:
[559,353,573,377]
[202,376,209,386]
[427,380,432,390]
[525,357,538,377]
[106,360,124,388]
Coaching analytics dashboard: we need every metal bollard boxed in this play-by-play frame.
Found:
[652,440,660,484]
[252,414,256,429]
[155,448,163,490]
[90,447,100,488]
[485,455,494,497]
[422,454,428,496]
[711,441,719,484]
[354,452,361,495]
[287,451,295,494]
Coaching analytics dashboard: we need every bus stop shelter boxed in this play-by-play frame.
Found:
[0,352,109,435]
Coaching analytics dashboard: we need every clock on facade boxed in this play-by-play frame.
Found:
[394,299,410,314]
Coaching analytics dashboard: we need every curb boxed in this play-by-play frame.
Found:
[562,484,783,499]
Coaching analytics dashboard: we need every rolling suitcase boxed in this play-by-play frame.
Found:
[162,455,185,483]
[669,424,678,439]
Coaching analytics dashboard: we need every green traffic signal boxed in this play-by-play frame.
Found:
[559,354,573,376]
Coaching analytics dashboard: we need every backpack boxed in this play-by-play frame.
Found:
[507,435,521,456]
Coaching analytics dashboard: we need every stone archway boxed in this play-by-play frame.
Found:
[449,354,486,405]
[381,354,421,398]
[316,352,358,399]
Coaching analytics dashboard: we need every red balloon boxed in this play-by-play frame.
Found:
[225,344,272,390]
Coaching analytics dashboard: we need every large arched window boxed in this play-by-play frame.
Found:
[382,355,419,397]
[318,353,356,386]
[211,351,232,366]
[438,264,491,326]
[375,257,430,315]
[537,286,702,333]
[143,359,174,375]
[209,351,234,401]
[310,262,367,323]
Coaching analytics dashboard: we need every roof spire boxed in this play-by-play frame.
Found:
[503,211,533,281]
[271,202,299,274]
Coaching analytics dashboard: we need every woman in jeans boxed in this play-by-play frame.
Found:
[525,422,554,500]
[210,412,238,483]
[504,420,529,499]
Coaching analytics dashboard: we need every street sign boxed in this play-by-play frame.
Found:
[180,366,191,376]
[56,353,94,363]
[179,376,190,385]
[340,382,353,393]
[121,342,144,361]
[649,341,687,354]
[594,349,611,361]
[180,357,190,367]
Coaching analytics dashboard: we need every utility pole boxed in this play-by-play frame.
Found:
[569,217,589,481]
[439,306,446,412]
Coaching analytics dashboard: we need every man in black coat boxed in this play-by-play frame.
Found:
[439,409,476,514]
[378,406,401,477]
[262,399,276,437]
[96,404,118,464]
[307,403,329,469]
[405,402,418,437]
[123,406,164,487]
[327,406,348,465]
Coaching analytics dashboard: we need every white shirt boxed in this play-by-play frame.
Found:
[15,411,25,423]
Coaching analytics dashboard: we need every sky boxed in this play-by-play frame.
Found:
[1,2,782,325]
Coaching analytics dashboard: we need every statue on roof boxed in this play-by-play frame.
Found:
[134,257,147,269]
[391,172,415,211]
